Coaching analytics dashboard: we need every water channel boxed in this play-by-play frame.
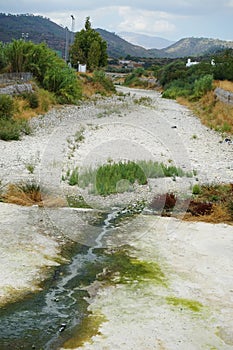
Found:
[0,209,121,350]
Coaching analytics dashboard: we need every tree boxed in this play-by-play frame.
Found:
[4,39,82,104]
[70,17,107,71]
[5,39,30,72]
[0,42,7,71]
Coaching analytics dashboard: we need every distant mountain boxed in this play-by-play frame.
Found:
[153,37,233,58]
[1,14,233,59]
[95,29,158,58]
[118,31,174,49]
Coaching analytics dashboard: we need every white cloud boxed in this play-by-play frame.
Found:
[117,7,176,35]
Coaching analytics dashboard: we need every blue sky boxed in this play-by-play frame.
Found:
[1,0,233,41]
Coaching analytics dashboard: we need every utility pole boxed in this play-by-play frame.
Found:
[70,15,75,45]
[64,26,69,62]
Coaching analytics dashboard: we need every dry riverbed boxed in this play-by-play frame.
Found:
[0,87,233,348]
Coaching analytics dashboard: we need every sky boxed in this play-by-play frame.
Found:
[1,0,233,42]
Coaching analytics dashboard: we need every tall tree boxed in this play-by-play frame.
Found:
[70,17,107,71]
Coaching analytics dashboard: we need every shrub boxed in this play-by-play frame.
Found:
[93,70,115,92]
[0,119,21,140]
[22,92,39,109]
[43,66,82,104]
[0,118,31,141]
[193,74,213,98]
[0,94,15,119]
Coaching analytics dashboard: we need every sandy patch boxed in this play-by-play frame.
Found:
[0,203,61,306]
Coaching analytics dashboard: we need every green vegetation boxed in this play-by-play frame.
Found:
[64,160,193,197]
[137,160,193,178]
[70,17,107,71]
[66,195,92,209]
[157,58,215,100]
[166,296,203,312]
[0,94,14,119]
[124,68,151,88]
[92,70,115,93]
[0,94,31,140]
[133,96,153,106]
[0,39,82,104]
[96,161,147,195]
[68,167,79,186]
[192,184,201,195]
[157,49,233,101]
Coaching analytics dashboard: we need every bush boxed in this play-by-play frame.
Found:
[0,94,15,119]
[22,92,39,109]
[93,70,116,92]
[43,66,82,104]
[193,74,213,98]
[0,118,31,141]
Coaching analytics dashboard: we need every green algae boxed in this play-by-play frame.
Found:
[98,245,167,287]
[62,313,106,348]
[166,296,203,312]
[62,245,167,348]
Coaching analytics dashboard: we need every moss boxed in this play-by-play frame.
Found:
[166,296,203,312]
[98,246,167,287]
[66,194,92,209]
[62,313,106,348]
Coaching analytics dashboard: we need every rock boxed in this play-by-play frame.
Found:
[0,83,34,95]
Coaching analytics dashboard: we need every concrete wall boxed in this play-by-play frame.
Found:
[214,87,233,105]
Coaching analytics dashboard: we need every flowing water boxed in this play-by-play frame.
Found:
[0,209,120,350]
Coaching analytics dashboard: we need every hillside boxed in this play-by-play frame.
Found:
[0,13,66,56]
[151,37,233,58]
[1,13,233,59]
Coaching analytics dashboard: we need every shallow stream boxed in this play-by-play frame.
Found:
[0,209,121,350]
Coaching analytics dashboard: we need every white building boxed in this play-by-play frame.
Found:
[186,58,199,67]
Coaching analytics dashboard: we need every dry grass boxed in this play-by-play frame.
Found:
[13,89,57,121]
[178,86,233,134]
[215,80,233,93]
[3,183,43,206]
[183,204,232,224]
[14,97,37,120]
[181,183,233,224]
[3,183,67,207]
